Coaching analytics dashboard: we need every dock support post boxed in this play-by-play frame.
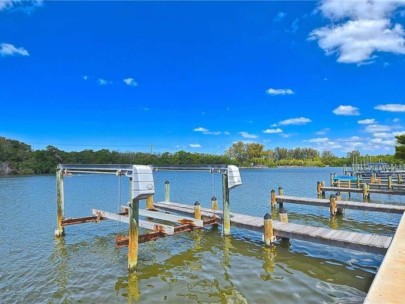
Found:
[211,196,218,210]
[321,181,325,198]
[270,189,276,209]
[194,201,201,220]
[264,213,274,246]
[55,169,65,237]
[211,196,218,211]
[222,173,231,236]
[329,194,337,216]
[388,176,393,189]
[362,183,369,200]
[337,180,341,188]
[317,181,321,197]
[128,198,139,272]
[357,175,360,188]
[146,195,154,210]
[329,174,333,186]
[278,202,288,223]
[398,173,402,184]
[278,186,283,196]
[165,180,170,202]
[335,191,341,201]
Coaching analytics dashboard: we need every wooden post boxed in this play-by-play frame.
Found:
[388,176,393,189]
[146,195,154,210]
[316,181,321,196]
[278,186,283,196]
[362,183,369,200]
[128,198,139,271]
[165,180,170,202]
[270,189,276,209]
[330,174,333,186]
[321,181,325,198]
[55,169,65,237]
[329,194,337,216]
[335,191,341,201]
[337,180,341,188]
[357,175,360,188]
[264,213,274,246]
[398,173,402,184]
[211,196,218,211]
[348,180,351,188]
[278,202,288,223]
[194,201,201,220]
[222,173,231,236]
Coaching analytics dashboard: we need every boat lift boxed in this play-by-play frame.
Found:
[55,164,242,271]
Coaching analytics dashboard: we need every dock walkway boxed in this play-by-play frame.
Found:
[275,195,405,214]
[322,186,405,195]
[364,213,405,303]
[154,201,392,255]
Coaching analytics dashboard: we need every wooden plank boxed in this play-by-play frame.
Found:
[365,213,405,303]
[276,195,405,214]
[322,186,405,195]
[92,209,175,235]
[121,206,203,227]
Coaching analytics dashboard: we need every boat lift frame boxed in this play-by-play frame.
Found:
[55,164,242,271]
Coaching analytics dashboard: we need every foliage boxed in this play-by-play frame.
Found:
[0,136,402,175]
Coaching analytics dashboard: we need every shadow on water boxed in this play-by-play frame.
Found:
[50,224,376,303]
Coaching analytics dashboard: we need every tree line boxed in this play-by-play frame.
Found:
[0,136,403,175]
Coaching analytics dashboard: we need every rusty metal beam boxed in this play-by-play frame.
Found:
[61,212,128,226]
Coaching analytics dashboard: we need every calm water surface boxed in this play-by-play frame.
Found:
[0,167,402,303]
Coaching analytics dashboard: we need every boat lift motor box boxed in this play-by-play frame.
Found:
[227,165,242,189]
[131,165,155,200]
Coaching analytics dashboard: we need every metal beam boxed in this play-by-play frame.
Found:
[92,209,175,235]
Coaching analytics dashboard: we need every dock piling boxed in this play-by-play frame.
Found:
[270,189,276,208]
[329,194,337,216]
[211,196,218,211]
[388,176,393,190]
[317,181,321,197]
[146,195,154,210]
[278,202,288,223]
[278,186,283,196]
[128,198,140,271]
[165,180,170,202]
[222,173,231,236]
[194,201,201,220]
[55,169,65,237]
[264,213,275,246]
[321,181,326,198]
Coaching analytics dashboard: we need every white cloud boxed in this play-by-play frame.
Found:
[239,132,258,139]
[193,127,221,135]
[307,137,329,143]
[277,117,311,126]
[274,12,286,22]
[373,132,393,139]
[333,105,360,116]
[365,124,392,133]
[316,128,330,135]
[0,0,43,12]
[358,118,376,124]
[310,0,405,64]
[265,88,294,96]
[0,43,29,57]
[393,118,401,123]
[224,131,230,135]
[123,77,138,87]
[83,75,89,81]
[375,103,405,112]
[263,128,283,134]
[189,144,201,148]
[98,78,112,86]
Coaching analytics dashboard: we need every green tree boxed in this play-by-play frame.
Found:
[395,134,405,160]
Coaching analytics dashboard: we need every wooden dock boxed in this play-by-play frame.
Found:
[322,186,405,195]
[154,201,392,255]
[364,213,405,303]
[275,195,405,214]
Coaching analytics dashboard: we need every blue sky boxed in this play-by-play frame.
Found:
[1,0,405,156]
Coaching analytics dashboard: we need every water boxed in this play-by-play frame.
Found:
[0,167,402,303]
